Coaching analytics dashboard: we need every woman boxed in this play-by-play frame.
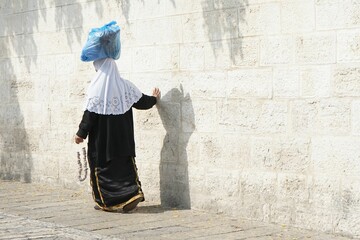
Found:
[75,58,160,212]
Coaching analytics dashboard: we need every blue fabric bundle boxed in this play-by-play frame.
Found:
[81,21,121,62]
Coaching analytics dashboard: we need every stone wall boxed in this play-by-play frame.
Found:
[0,0,359,237]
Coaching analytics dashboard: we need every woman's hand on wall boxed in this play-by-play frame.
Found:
[152,88,161,101]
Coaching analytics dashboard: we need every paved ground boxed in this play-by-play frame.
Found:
[0,181,356,240]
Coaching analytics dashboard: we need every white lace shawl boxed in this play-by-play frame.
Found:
[84,58,142,115]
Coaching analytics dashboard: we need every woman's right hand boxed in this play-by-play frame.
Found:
[152,88,161,101]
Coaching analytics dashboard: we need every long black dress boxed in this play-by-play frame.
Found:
[76,94,157,211]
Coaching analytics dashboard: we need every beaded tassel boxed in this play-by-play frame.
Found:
[77,147,88,182]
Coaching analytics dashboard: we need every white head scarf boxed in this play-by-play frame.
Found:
[85,58,142,115]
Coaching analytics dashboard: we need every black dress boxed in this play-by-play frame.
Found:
[76,94,157,211]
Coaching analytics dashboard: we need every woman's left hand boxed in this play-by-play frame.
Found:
[75,135,84,144]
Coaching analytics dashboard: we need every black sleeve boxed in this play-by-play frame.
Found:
[76,110,98,139]
[132,94,157,110]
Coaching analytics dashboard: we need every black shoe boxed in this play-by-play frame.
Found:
[123,198,142,213]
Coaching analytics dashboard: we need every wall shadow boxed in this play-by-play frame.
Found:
[0,0,104,182]
[157,85,195,209]
[115,0,247,64]
[202,0,249,64]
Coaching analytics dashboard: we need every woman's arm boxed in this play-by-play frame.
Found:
[75,110,97,144]
[133,88,161,110]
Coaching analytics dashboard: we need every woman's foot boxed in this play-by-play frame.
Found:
[123,198,142,213]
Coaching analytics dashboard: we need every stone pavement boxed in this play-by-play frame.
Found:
[0,181,355,240]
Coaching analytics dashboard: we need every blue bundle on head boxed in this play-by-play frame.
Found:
[81,21,121,62]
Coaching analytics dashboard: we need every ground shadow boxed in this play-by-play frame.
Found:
[132,204,167,214]
[157,85,195,209]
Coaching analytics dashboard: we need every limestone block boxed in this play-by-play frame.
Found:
[220,133,251,170]
[219,99,259,133]
[69,73,91,102]
[296,33,336,64]
[0,0,13,15]
[310,175,341,210]
[337,29,360,62]
[49,75,69,101]
[241,171,277,205]
[203,9,238,41]
[291,99,351,135]
[205,169,241,198]
[21,103,50,129]
[337,177,360,236]
[273,67,300,98]
[130,72,175,100]
[55,54,75,75]
[10,79,34,102]
[281,0,315,33]
[333,65,360,96]
[182,13,207,43]
[238,3,281,37]
[0,37,15,58]
[0,80,10,103]
[49,103,78,128]
[0,15,5,37]
[117,47,132,72]
[232,37,259,67]
[177,71,225,99]
[24,0,49,11]
[164,0,212,16]
[312,137,360,176]
[31,153,59,182]
[58,146,81,186]
[300,65,331,98]
[156,45,179,71]
[132,46,156,72]
[214,0,249,9]
[197,133,223,167]
[126,0,165,21]
[204,40,232,70]
[56,3,83,30]
[294,207,334,233]
[251,137,311,173]
[35,32,72,55]
[136,16,182,45]
[25,8,57,34]
[260,101,288,134]
[181,100,196,133]
[227,68,272,98]
[260,36,295,65]
[352,101,360,135]
[277,173,310,205]
[180,43,205,70]
[180,133,200,167]
[190,100,217,133]
[136,131,163,163]
[136,105,171,131]
[4,13,25,35]
[0,105,24,127]
[219,99,287,134]
[316,0,360,30]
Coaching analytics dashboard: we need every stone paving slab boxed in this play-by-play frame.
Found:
[0,181,356,240]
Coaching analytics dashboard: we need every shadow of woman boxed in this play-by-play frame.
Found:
[156,85,195,209]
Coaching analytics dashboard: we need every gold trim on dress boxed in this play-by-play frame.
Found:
[91,157,145,212]
[103,193,144,212]
[95,167,106,207]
